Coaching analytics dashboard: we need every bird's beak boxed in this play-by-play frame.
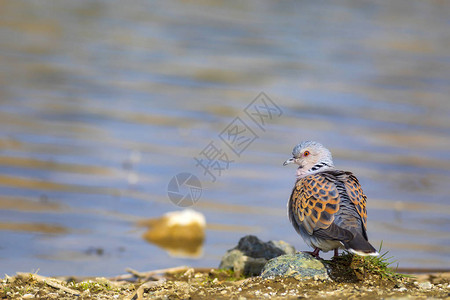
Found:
[283,157,295,166]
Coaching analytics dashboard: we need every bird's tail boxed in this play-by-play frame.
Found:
[343,233,379,257]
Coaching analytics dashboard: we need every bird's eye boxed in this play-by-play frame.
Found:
[303,151,310,157]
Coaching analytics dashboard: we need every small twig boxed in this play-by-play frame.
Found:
[17,273,80,296]
[124,279,167,300]
[110,266,189,282]
[108,273,135,281]
[141,266,189,282]
[125,268,146,278]
[124,268,164,282]
[138,266,189,278]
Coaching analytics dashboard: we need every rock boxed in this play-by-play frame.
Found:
[267,240,296,256]
[219,249,271,277]
[261,253,329,280]
[139,209,206,258]
[235,235,294,259]
[238,256,268,276]
[219,235,296,276]
[417,281,433,289]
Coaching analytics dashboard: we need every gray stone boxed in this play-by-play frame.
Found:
[234,235,290,259]
[220,249,265,276]
[219,235,296,276]
[219,249,244,270]
[238,256,268,276]
[268,240,296,256]
[261,253,329,280]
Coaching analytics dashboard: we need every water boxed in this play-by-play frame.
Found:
[0,0,449,276]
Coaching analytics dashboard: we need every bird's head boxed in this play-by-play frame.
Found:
[283,141,334,178]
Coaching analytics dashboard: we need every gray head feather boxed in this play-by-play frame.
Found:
[292,141,334,167]
[292,141,323,157]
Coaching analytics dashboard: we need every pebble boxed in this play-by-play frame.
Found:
[183,268,195,278]
[22,294,34,299]
[418,281,433,290]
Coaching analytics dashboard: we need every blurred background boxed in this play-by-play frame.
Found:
[0,0,449,276]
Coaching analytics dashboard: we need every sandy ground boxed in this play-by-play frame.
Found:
[1,267,449,299]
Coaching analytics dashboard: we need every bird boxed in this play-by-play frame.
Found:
[283,141,378,258]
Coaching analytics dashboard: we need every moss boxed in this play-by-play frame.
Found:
[215,268,247,281]
[326,245,410,283]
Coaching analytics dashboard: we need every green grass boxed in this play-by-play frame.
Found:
[326,241,411,283]
[354,241,412,281]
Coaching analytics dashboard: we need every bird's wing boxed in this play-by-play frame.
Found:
[289,171,373,251]
[289,173,340,235]
[342,173,367,230]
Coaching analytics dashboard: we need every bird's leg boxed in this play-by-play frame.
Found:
[312,248,321,258]
[304,248,321,258]
[333,249,339,257]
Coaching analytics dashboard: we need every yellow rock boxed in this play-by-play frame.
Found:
[139,210,206,258]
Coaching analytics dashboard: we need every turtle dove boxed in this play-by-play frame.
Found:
[283,141,378,258]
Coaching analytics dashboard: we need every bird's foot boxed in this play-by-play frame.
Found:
[303,248,321,258]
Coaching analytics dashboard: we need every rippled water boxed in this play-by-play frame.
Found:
[1,0,449,276]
